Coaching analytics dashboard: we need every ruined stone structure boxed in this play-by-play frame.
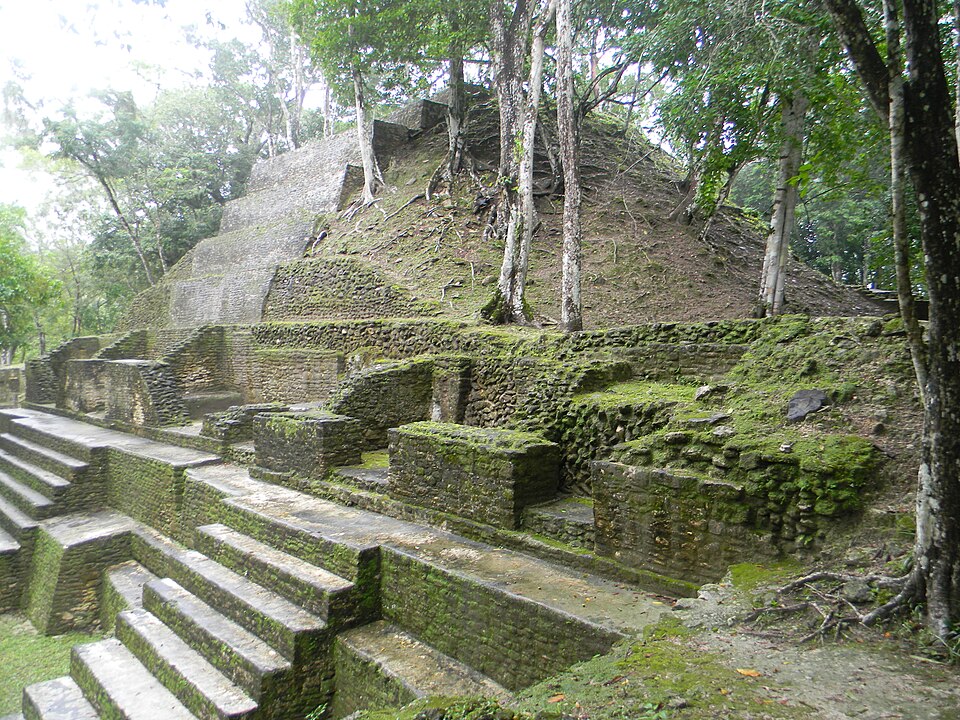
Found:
[0,104,906,719]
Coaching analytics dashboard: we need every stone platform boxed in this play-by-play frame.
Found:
[0,408,667,719]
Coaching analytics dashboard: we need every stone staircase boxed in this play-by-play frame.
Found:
[0,408,668,720]
[0,412,104,612]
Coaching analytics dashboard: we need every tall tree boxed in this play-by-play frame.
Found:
[290,0,419,204]
[826,0,960,639]
[479,0,537,324]
[758,92,809,315]
[556,0,582,332]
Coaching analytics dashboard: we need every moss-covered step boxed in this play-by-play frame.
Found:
[22,676,97,720]
[25,511,136,634]
[0,494,38,608]
[101,561,157,632]
[0,448,70,497]
[0,493,39,541]
[210,476,383,585]
[142,579,294,715]
[193,523,364,627]
[522,497,595,551]
[0,470,56,520]
[71,638,195,719]
[219,483,668,692]
[0,433,89,483]
[331,620,512,718]
[131,526,327,663]
[115,608,258,720]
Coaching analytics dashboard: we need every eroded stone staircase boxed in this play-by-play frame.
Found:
[0,408,666,720]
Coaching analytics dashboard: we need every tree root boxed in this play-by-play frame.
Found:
[741,567,920,641]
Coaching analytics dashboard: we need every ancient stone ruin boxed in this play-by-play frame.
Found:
[0,100,909,719]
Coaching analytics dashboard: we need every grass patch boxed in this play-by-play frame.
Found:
[0,613,102,714]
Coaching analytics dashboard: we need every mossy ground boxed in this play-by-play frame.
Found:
[0,613,102,713]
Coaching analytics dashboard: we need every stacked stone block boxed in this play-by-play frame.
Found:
[388,422,560,530]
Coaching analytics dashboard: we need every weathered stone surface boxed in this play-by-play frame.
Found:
[593,462,774,585]
[331,620,511,718]
[388,421,560,530]
[72,639,196,719]
[787,388,829,421]
[22,676,98,720]
[253,411,363,484]
[25,510,136,634]
[115,608,259,719]
[328,359,435,448]
[0,366,22,407]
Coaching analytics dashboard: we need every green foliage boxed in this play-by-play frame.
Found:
[0,204,60,360]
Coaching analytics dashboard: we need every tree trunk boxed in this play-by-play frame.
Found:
[511,0,555,322]
[481,0,534,324]
[556,0,582,332]
[884,0,927,395]
[827,0,960,639]
[758,93,808,316]
[352,63,382,205]
[323,83,334,138]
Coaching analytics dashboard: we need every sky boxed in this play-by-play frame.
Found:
[0,0,256,220]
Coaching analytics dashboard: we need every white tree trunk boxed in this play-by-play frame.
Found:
[483,0,535,323]
[508,0,555,321]
[758,93,808,316]
[556,0,582,332]
[353,64,382,205]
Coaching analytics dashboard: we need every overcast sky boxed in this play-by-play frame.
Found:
[0,0,255,220]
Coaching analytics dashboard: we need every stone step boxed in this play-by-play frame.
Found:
[22,676,98,720]
[142,578,291,704]
[332,466,389,493]
[0,493,39,541]
[116,608,258,720]
[0,525,20,554]
[332,621,512,718]
[0,448,68,501]
[71,638,195,720]
[0,432,88,481]
[101,561,157,630]
[193,523,360,626]
[0,469,55,519]
[218,504,378,586]
[132,527,326,661]
[522,496,596,551]
[6,418,99,464]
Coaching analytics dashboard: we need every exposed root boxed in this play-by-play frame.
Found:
[741,567,919,642]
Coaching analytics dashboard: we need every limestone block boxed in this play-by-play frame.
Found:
[387,421,560,530]
[253,411,363,481]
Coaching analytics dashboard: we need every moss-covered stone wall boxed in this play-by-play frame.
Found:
[388,422,560,530]
[254,411,363,487]
[379,548,622,692]
[262,257,432,322]
[592,463,777,584]
[0,366,22,407]
[328,359,435,447]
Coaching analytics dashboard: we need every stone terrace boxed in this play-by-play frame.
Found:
[0,406,667,719]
